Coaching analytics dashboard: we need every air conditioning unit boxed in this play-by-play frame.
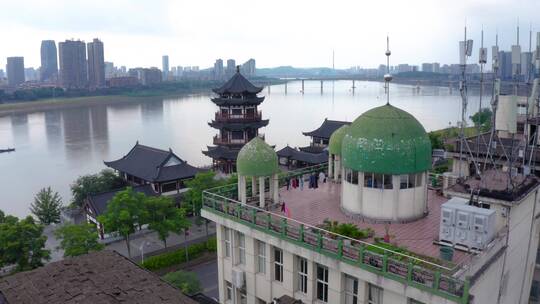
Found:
[439,197,496,249]
[232,269,245,288]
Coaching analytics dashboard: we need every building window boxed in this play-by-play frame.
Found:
[239,289,247,304]
[408,298,426,304]
[367,283,383,304]
[415,173,423,187]
[226,281,233,301]
[345,275,358,304]
[297,256,308,294]
[257,240,266,273]
[316,264,329,302]
[364,173,391,189]
[237,232,245,265]
[274,248,283,282]
[400,174,414,189]
[364,172,373,187]
[345,169,359,184]
[224,228,231,258]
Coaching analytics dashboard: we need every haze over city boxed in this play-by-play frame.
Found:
[2,0,540,69]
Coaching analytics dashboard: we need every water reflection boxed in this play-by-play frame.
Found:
[90,105,109,156]
[45,111,63,153]
[10,114,29,146]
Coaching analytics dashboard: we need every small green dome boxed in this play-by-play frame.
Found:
[342,104,431,175]
[329,125,349,155]
[237,137,279,177]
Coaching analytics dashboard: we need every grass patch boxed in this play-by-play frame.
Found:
[141,237,217,271]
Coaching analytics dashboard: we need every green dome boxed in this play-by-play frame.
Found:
[237,137,279,177]
[329,125,349,155]
[342,104,431,175]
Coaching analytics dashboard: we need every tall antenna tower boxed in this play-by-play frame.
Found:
[384,36,392,105]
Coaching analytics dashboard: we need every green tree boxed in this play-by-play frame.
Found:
[428,132,444,150]
[54,223,104,257]
[70,169,127,207]
[470,108,492,132]
[145,196,190,248]
[162,270,202,295]
[0,212,50,271]
[97,187,147,258]
[30,187,63,225]
[183,171,237,216]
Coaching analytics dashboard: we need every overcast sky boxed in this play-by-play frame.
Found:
[1,0,540,70]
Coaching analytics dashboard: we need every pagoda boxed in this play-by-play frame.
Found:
[203,66,269,173]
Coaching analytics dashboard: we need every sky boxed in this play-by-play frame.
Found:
[1,0,540,70]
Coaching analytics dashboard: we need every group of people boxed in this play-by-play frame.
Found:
[285,171,326,191]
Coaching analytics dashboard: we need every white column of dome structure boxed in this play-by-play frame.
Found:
[236,137,280,209]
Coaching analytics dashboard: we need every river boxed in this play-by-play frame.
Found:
[0,80,485,217]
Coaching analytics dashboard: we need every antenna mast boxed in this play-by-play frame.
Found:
[384,36,392,105]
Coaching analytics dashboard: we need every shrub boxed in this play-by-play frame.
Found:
[162,270,202,295]
[141,237,217,271]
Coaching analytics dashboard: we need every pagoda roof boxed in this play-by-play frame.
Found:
[203,145,239,160]
[209,120,269,130]
[277,145,328,164]
[302,119,351,139]
[211,96,265,106]
[104,142,202,183]
[212,69,263,95]
[86,185,158,216]
[298,145,326,154]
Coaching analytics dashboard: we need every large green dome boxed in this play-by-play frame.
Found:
[342,104,431,175]
[237,137,279,177]
[329,125,349,155]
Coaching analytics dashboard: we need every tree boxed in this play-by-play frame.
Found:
[0,212,50,271]
[162,270,202,295]
[183,171,237,216]
[470,108,492,132]
[97,187,147,258]
[428,132,444,150]
[145,196,190,248]
[30,187,63,225]
[54,223,104,257]
[71,169,127,207]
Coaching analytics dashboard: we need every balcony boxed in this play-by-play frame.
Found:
[213,134,265,146]
[214,111,262,123]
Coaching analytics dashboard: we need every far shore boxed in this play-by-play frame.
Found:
[0,91,208,117]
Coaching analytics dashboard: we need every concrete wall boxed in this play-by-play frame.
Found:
[341,171,426,221]
[204,210,456,304]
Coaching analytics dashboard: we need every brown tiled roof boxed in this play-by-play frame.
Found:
[0,250,197,304]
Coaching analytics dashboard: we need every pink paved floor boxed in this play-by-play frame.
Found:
[278,182,469,265]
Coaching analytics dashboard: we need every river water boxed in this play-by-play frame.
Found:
[0,80,484,217]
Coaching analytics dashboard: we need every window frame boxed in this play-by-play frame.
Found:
[367,283,383,304]
[297,256,308,294]
[345,275,359,304]
[224,227,231,258]
[274,248,283,282]
[225,281,233,301]
[316,264,329,302]
[237,232,245,265]
[257,240,266,274]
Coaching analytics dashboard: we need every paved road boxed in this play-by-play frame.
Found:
[186,259,219,299]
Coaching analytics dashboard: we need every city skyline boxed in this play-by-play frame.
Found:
[2,0,540,70]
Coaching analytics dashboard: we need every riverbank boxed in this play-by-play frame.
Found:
[0,91,206,117]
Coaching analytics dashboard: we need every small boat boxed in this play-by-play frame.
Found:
[0,148,15,153]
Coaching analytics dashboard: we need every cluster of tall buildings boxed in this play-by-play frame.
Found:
[212,58,256,80]
[3,38,106,89]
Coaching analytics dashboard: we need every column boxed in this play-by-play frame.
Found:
[392,175,400,221]
[334,156,341,182]
[328,154,333,180]
[259,176,265,208]
[239,175,247,204]
[252,176,257,197]
[273,174,279,203]
[358,172,364,214]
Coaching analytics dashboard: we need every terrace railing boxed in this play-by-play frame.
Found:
[202,164,470,304]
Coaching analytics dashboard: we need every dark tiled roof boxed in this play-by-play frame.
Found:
[212,71,262,95]
[302,119,351,139]
[0,250,197,304]
[86,184,158,216]
[104,143,201,183]
[277,146,328,164]
[208,120,269,131]
[203,146,239,160]
[298,145,326,154]
[211,96,265,106]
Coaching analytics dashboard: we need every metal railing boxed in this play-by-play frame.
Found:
[215,111,262,122]
[201,164,470,303]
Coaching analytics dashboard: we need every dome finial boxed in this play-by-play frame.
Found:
[384,35,393,105]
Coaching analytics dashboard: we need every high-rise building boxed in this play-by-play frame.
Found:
[6,56,25,87]
[87,38,105,88]
[521,51,534,80]
[25,68,39,81]
[433,62,440,73]
[214,59,224,80]
[226,59,236,77]
[498,51,512,80]
[0,69,4,79]
[40,40,58,82]
[104,62,115,79]
[59,40,88,88]
[241,58,256,77]
[162,55,169,80]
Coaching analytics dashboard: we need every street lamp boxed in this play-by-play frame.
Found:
[139,241,152,264]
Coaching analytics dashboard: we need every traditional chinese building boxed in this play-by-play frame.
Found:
[203,66,269,173]
[301,119,350,153]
